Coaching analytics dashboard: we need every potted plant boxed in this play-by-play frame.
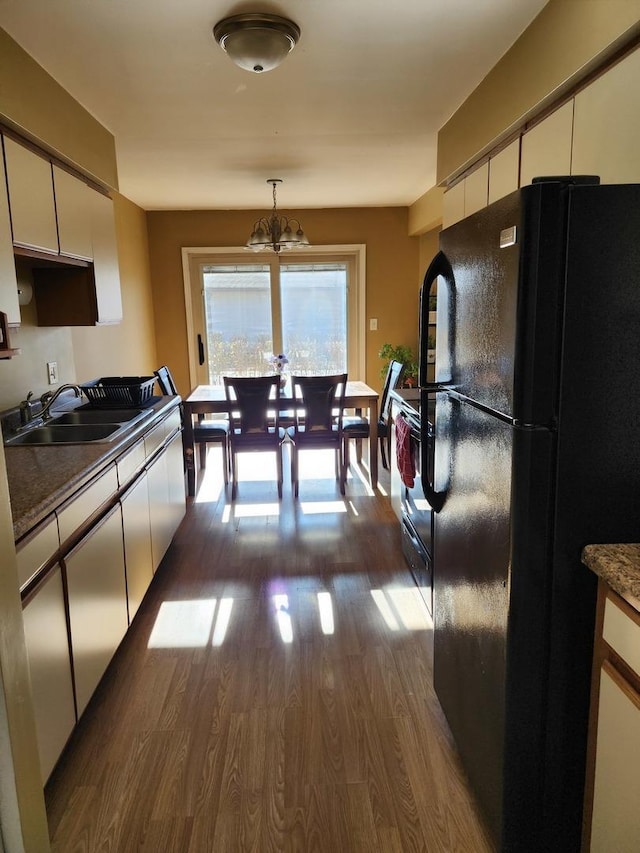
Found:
[378,343,418,388]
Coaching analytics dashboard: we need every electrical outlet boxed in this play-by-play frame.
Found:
[369,318,378,331]
[47,361,58,385]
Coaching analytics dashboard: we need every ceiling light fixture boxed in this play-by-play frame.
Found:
[246,179,310,254]
[213,13,300,73]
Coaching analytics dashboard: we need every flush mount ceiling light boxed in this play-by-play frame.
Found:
[213,13,300,73]
[246,179,310,253]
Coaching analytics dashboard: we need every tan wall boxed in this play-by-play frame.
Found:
[147,207,420,395]
[418,229,441,282]
[437,0,640,184]
[0,28,118,189]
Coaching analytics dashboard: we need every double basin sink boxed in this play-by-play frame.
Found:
[5,407,154,447]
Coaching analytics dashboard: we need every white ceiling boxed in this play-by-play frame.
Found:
[0,0,548,211]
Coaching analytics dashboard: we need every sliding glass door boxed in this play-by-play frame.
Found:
[187,249,362,386]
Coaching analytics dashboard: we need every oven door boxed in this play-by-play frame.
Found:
[399,415,433,612]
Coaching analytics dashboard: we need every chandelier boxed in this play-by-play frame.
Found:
[246,179,310,253]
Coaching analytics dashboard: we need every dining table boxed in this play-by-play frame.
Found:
[182,380,380,497]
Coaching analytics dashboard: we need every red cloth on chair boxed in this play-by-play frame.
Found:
[395,414,415,488]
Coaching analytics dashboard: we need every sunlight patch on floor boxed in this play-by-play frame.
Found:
[300,500,348,515]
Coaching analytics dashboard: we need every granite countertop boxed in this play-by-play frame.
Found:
[582,543,640,610]
[5,396,179,542]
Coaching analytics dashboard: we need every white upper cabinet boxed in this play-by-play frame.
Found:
[464,162,489,218]
[90,190,122,324]
[572,48,640,185]
[442,181,465,229]
[53,165,93,260]
[3,136,58,254]
[0,140,20,325]
[443,162,490,229]
[520,101,574,187]
[489,139,520,205]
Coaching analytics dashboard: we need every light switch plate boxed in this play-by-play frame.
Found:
[47,361,58,385]
[369,318,378,331]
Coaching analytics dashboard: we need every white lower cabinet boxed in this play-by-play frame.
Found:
[65,504,128,716]
[22,566,76,784]
[590,661,640,852]
[147,428,186,572]
[121,472,153,621]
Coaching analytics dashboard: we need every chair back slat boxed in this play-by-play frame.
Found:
[380,359,405,420]
[154,365,179,396]
[224,375,281,434]
[291,374,347,437]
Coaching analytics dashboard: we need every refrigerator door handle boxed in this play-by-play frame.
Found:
[420,387,446,513]
[419,250,455,387]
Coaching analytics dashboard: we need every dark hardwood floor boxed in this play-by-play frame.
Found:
[45,445,494,852]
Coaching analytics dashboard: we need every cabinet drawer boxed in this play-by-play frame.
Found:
[144,421,166,458]
[603,594,640,679]
[117,440,146,486]
[57,464,118,544]
[16,514,59,590]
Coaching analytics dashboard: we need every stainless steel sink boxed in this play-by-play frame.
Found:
[5,423,121,446]
[53,408,150,425]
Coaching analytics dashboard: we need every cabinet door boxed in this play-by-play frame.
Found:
[590,661,640,852]
[3,136,58,254]
[488,139,520,205]
[121,473,153,621]
[0,139,20,325]
[572,48,640,185]
[65,505,128,716]
[464,163,489,218]
[520,101,573,187]
[90,191,122,324]
[15,513,59,591]
[442,182,465,228]
[147,449,170,572]
[53,165,93,260]
[166,430,186,539]
[22,566,76,783]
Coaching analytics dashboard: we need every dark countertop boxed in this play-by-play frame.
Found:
[582,543,640,611]
[6,396,180,542]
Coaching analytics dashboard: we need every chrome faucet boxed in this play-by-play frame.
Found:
[39,384,82,420]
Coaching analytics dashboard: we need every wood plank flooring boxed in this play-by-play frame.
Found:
[45,447,495,852]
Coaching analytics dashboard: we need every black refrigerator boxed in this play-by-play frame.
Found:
[418,176,640,853]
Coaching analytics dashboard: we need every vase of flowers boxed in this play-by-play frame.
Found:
[268,353,289,387]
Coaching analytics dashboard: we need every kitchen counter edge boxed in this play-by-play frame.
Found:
[582,543,640,612]
[6,395,181,542]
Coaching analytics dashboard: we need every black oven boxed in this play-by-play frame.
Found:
[396,396,434,614]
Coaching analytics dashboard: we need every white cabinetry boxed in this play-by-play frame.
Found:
[3,136,58,254]
[65,505,128,716]
[121,472,153,621]
[146,416,186,572]
[53,165,93,260]
[488,139,520,205]
[90,190,122,324]
[572,48,640,185]
[22,567,76,784]
[15,513,59,591]
[520,101,573,187]
[442,162,489,228]
[585,584,640,852]
[0,142,20,325]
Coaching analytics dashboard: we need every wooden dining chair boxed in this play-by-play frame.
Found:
[154,365,229,484]
[286,373,348,497]
[342,359,404,471]
[223,375,285,500]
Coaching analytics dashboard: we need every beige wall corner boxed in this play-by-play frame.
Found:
[408,186,444,236]
[437,0,640,184]
[0,27,118,189]
[418,228,441,280]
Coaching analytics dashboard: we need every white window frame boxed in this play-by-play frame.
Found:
[181,245,366,388]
